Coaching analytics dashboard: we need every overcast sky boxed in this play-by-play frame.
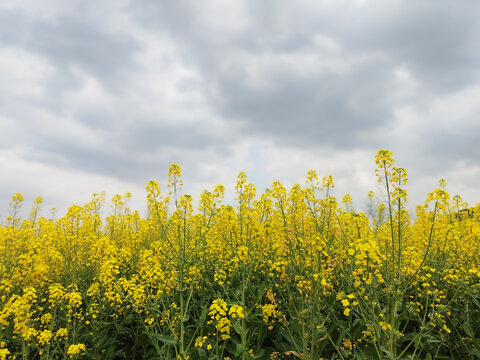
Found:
[1,0,479,218]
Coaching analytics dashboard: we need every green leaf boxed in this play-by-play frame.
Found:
[232,319,243,335]
[380,346,395,360]
[154,334,177,345]
[253,349,266,359]
[464,322,474,338]
[396,300,403,312]
[398,332,416,343]
[253,347,275,360]
[232,343,246,357]
[196,348,207,359]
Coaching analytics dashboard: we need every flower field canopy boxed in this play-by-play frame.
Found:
[1,152,480,360]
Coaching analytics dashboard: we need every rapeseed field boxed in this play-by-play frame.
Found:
[1,150,479,359]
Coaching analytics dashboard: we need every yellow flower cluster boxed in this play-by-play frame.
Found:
[260,303,283,330]
[228,304,245,319]
[0,153,479,358]
[208,299,232,340]
[337,293,358,317]
[194,336,212,350]
[37,329,53,345]
[67,343,86,358]
[0,349,10,360]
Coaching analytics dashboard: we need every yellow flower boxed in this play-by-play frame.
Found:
[228,304,245,319]
[40,313,52,324]
[195,336,208,348]
[67,344,86,358]
[379,321,392,331]
[55,328,68,339]
[0,348,10,360]
[37,330,53,346]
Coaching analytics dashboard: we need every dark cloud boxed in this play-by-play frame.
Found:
[14,117,232,183]
[128,0,480,151]
[1,0,480,213]
[342,1,480,92]
[0,11,138,91]
[213,59,396,148]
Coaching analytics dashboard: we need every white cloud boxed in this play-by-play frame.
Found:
[0,148,145,219]
[219,39,348,91]
[0,47,54,99]
[63,66,116,112]
[0,0,479,219]
[196,0,250,33]
[257,143,377,205]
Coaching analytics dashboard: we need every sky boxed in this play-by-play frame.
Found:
[1,0,480,219]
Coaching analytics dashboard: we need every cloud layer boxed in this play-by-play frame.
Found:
[1,0,479,217]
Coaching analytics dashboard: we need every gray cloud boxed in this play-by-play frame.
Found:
[213,59,396,148]
[128,1,480,150]
[1,0,480,215]
[0,10,138,91]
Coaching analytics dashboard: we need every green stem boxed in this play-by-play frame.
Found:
[383,162,395,285]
